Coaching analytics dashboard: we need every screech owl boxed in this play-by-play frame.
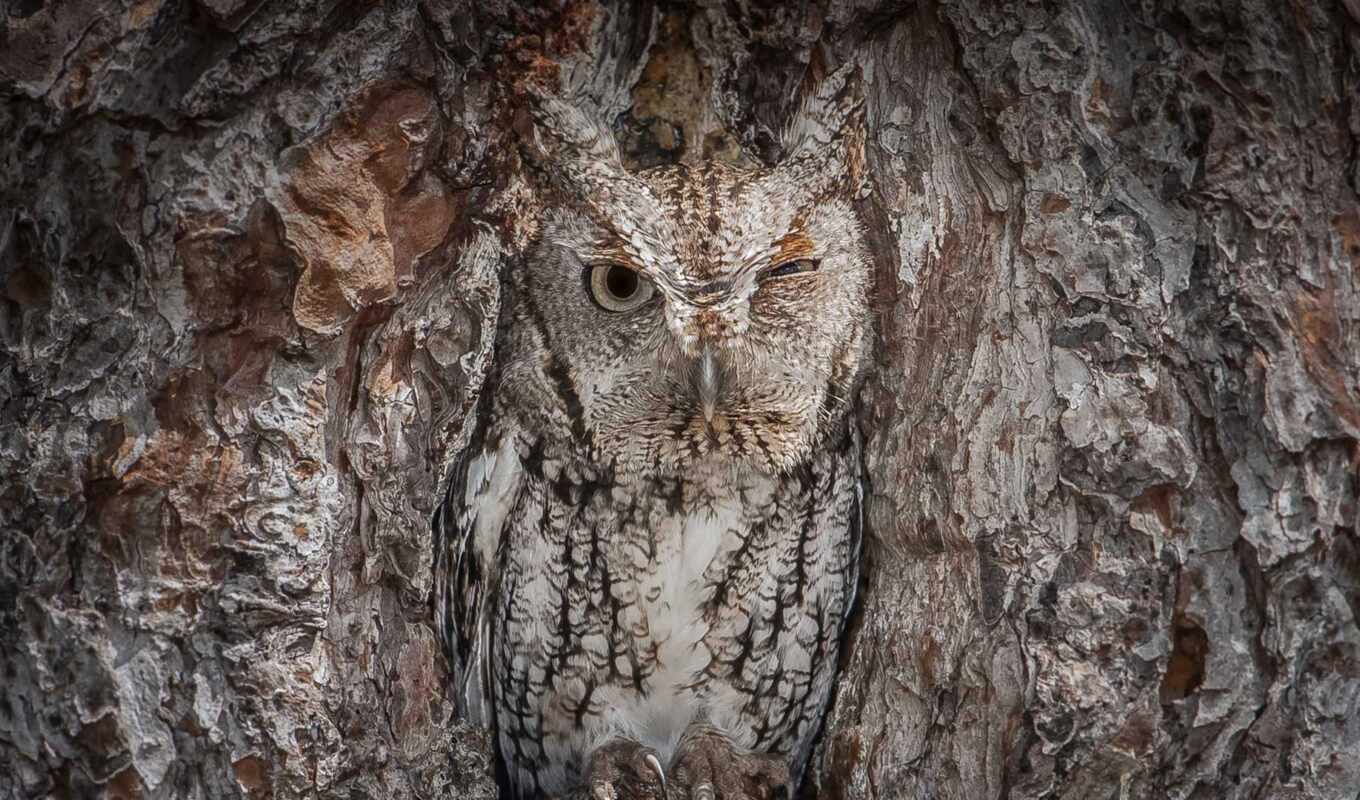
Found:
[435,65,874,799]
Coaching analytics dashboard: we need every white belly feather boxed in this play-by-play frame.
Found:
[583,481,754,762]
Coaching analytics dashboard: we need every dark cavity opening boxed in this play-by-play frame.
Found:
[1160,612,1209,703]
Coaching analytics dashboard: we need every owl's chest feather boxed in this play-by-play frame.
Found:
[479,437,858,793]
[615,500,746,752]
[504,463,790,747]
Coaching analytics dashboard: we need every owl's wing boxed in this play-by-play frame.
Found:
[433,423,524,728]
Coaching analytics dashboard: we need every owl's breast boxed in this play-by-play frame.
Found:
[490,448,860,795]
[607,487,754,753]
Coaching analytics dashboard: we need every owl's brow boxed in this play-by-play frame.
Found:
[585,240,640,267]
[720,229,818,282]
[770,231,816,264]
[582,228,690,291]
[584,236,669,282]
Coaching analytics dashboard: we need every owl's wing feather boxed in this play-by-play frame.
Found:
[434,423,525,728]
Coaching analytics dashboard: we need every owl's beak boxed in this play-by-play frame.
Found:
[695,344,724,424]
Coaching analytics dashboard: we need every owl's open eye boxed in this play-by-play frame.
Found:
[588,263,654,312]
[762,259,820,280]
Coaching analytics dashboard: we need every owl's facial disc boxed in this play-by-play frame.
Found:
[514,158,870,477]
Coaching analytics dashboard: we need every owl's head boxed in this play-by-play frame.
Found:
[504,66,873,476]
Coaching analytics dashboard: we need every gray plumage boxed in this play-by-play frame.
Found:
[435,65,873,798]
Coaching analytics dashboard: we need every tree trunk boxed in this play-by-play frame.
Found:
[2,2,1357,799]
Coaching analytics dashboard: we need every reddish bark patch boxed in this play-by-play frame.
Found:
[276,83,455,335]
[94,367,242,603]
[232,755,270,796]
[1111,710,1156,755]
[1084,76,1131,134]
[1039,193,1071,214]
[105,766,145,800]
[177,203,298,407]
[917,631,942,687]
[76,711,130,781]
[1334,211,1360,269]
[1159,612,1209,703]
[391,630,446,761]
[1293,284,1360,432]
[545,0,597,58]
[826,731,864,800]
[1132,484,1180,533]
[503,1,598,93]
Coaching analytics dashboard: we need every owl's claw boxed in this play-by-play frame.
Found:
[587,737,666,800]
[644,752,667,796]
[669,726,788,800]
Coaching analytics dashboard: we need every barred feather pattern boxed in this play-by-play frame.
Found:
[435,65,872,798]
[438,415,860,796]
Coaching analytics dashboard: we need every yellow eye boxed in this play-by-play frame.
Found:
[588,264,654,312]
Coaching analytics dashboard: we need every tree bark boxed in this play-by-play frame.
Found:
[2,2,1357,799]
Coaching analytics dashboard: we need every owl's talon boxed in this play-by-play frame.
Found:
[669,726,788,800]
[587,737,666,798]
[644,752,667,795]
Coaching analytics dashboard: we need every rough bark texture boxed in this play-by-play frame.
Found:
[2,2,1358,799]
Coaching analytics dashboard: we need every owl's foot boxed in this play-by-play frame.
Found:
[587,737,667,800]
[668,727,789,800]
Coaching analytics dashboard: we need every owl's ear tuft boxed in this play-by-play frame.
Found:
[782,61,868,197]
[521,90,626,189]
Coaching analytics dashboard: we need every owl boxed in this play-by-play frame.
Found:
[435,64,873,800]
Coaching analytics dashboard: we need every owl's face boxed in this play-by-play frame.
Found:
[503,73,872,476]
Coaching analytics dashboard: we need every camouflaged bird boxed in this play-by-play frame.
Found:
[435,64,873,800]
